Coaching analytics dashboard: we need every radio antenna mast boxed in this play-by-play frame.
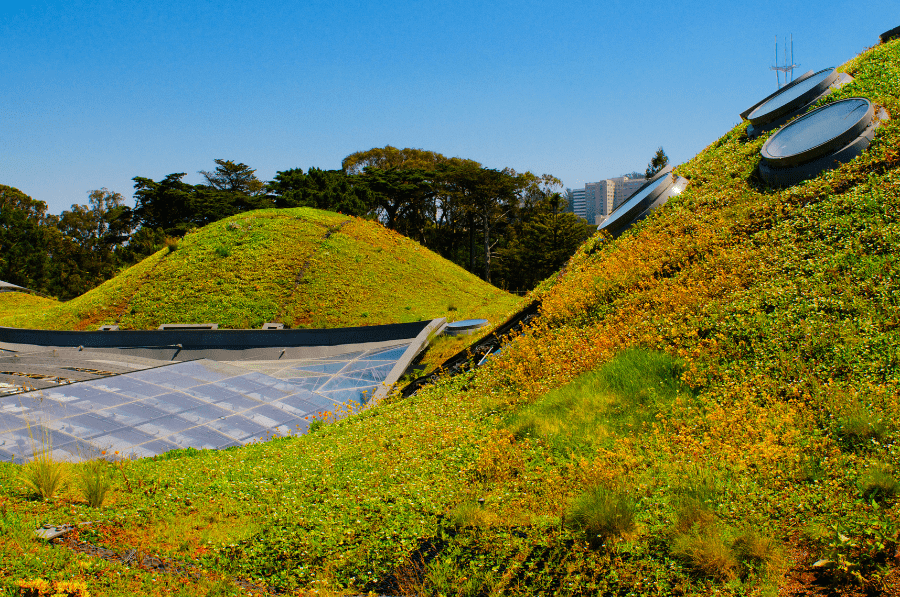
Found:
[771,34,799,88]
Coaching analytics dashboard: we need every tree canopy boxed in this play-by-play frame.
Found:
[645,147,669,179]
[5,152,585,301]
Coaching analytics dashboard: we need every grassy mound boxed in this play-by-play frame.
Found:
[0,292,59,322]
[2,40,900,596]
[0,208,520,330]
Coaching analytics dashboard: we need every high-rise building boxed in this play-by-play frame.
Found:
[566,188,587,220]
[569,176,647,225]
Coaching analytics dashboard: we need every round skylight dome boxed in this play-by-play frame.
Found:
[758,97,886,186]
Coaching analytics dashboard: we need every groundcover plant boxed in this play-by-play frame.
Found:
[2,38,900,596]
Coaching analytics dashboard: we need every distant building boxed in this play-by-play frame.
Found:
[566,188,587,220]
[568,176,647,225]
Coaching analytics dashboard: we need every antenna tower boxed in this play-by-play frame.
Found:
[771,34,799,88]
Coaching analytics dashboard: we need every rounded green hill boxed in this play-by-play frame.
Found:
[0,207,521,330]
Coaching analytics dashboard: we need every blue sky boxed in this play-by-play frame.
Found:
[2,0,894,214]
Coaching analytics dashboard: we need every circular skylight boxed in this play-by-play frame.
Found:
[748,68,838,125]
[446,319,488,336]
[761,98,874,167]
[598,169,686,238]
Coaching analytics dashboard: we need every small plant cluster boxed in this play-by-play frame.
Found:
[19,452,115,507]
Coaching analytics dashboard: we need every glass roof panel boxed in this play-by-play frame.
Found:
[296,362,348,375]
[136,414,196,437]
[212,394,264,412]
[318,375,380,392]
[365,346,409,361]
[0,413,28,434]
[96,401,167,426]
[61,413,125,439]
[0,326,422,462]
[144,393,206,414]
[97,378,171,400]
[179,402,232,425]
[127,369,201,388]
[318,387,376,405]
[187,383,243,403]
[207,415,267,440]
[168,425,237,450]
[91,427,156,449]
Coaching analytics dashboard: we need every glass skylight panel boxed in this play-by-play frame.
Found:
[91,427,155,449]
[129,370,205,390]
[0,413,27,434]
[179,402,232,425]
[136,414,195,437]
[365,346,408,361]
[145,393,205,414]
[169,425,236,450]
[318,375,380,392]
[63,413,123,439]
[96,401,166,426]
[208,414,267,439]
[318,388,376,405]
[211,394,264,413]
[297,362,348,375]
[243,404,297,429]
[0,330,422,462]
[187,383,242,403]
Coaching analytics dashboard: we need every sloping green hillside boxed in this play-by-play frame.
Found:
[0,207,520,330]
[3,40,900,597]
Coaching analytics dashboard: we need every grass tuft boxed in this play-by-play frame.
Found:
[672,526,737,582]
[75,458,113,508]
[20,451,67,501]
[858,465,899,500]
[566,485,636,545]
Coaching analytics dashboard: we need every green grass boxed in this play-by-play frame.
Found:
[504,348,692,455]
[3,38,900,597]
[0,292,59,321]
[0,208,521,331]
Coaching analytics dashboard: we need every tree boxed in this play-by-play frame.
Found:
[47,188,133,299]
[199,159,264,196]
[133,162,268,237]
[645,147,669,179]
[360,167,437,242]
[440,164,532,283]
[0,184,55,292]
[267,167,373,216]
[496,192,596,291]
[132,173,197,236]
[342,146,469,175]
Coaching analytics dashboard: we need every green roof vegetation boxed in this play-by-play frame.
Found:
[0,207,521,331]
[3,39,900,596]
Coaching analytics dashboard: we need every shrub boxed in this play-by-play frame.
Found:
[76,458,113,508]
[566,486,636,545]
